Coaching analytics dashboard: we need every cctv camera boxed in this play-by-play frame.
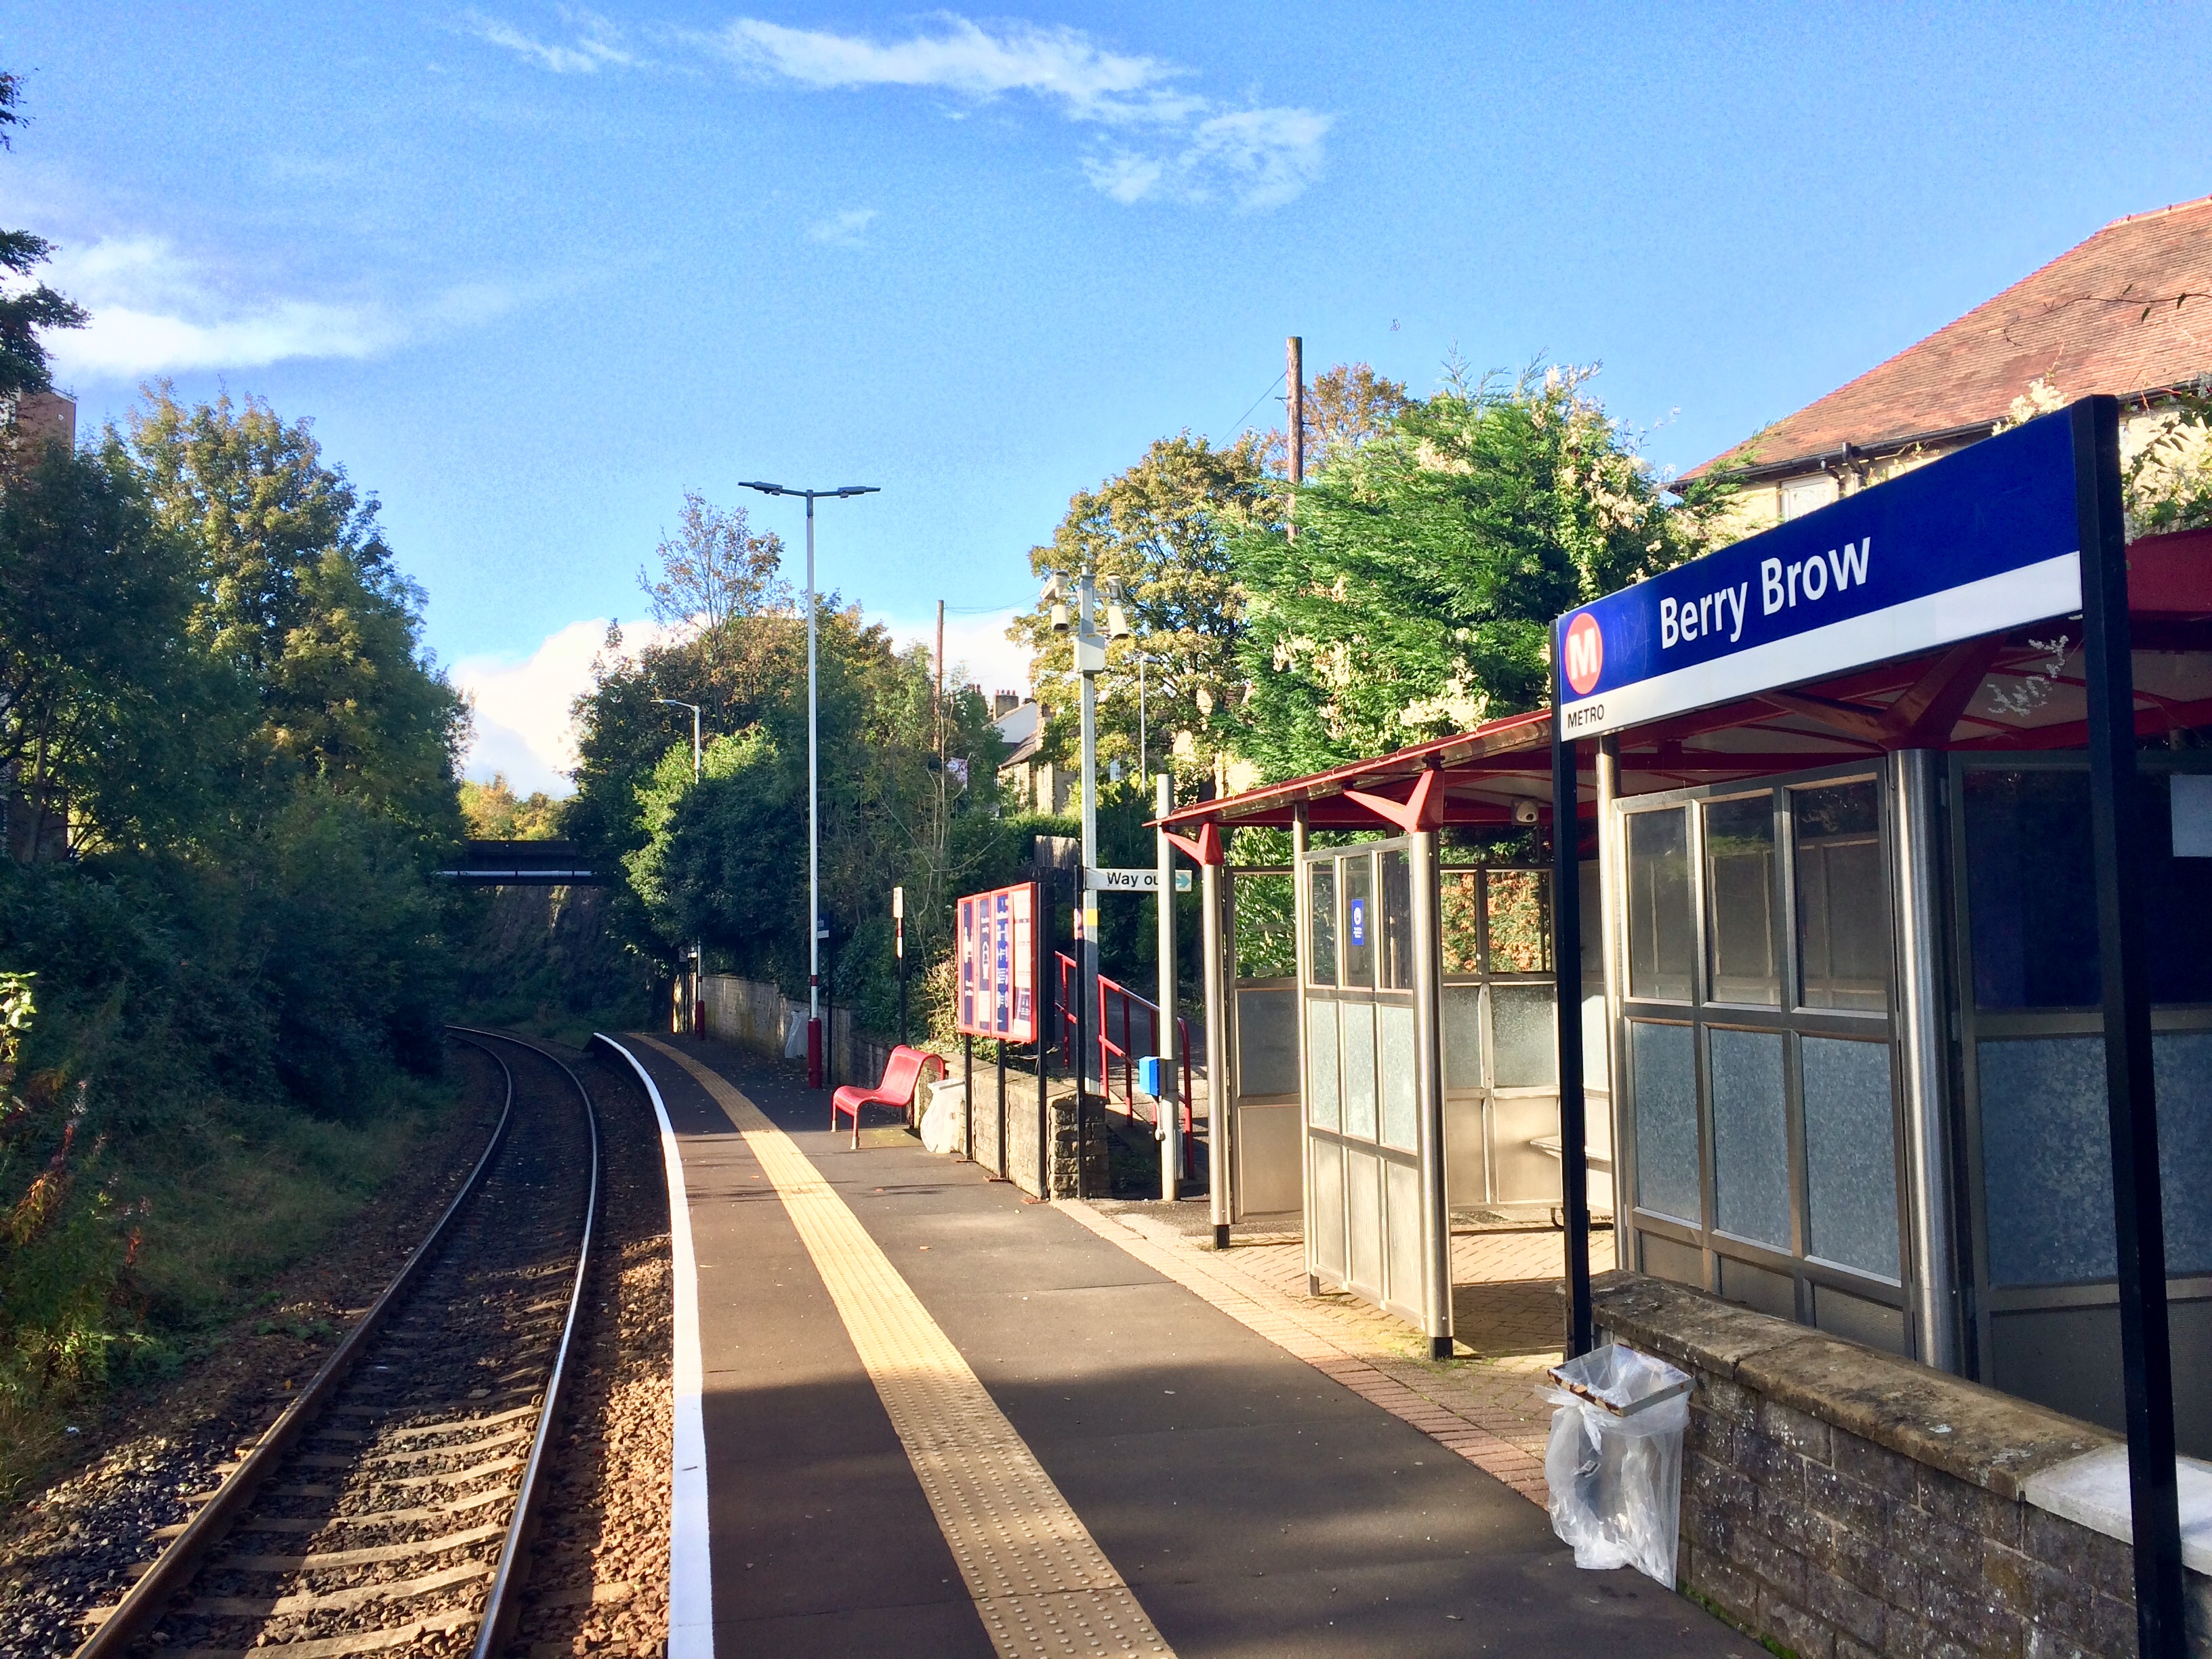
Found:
[1106,604,1132,642]
[1050,602,1071,635]
[1512,798,1541,826]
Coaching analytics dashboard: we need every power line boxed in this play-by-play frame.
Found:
[1223,369,1287,441]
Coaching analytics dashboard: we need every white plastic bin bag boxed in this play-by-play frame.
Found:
[1540,1343,1693,1585]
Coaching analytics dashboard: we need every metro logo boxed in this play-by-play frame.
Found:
[1563,612,1603,697]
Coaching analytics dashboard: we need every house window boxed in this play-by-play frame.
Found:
[1779,474,1839,521]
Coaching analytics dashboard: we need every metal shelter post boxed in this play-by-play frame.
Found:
[2075,393,2186,1659]
[1204,859,1229,1248]
[1410,806,1454,1361]
[1551,714,1594,1359]
[1892,747,1962,1373]
[1157,774,1180,1202]
[1293,805,1316,1298]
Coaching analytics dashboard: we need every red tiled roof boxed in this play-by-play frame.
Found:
[1699,194,2212,478]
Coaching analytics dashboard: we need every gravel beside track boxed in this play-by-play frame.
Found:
[497,1043,672,1659]
[0,1051,510,1659]
[88,1029,598,1658]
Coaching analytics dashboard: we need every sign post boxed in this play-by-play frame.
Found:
[1550,401,2182,1658]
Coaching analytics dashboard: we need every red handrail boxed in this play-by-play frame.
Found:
[1052,952,1196,1181]
[1096,972,1196,1181]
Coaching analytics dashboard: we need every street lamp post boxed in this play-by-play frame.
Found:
[738,480,880,1089]
[655,699,703,1037]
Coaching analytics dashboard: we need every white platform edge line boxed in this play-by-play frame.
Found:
[596,1034,714,1657]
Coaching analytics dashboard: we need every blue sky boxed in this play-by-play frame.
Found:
[8,4,2212,790]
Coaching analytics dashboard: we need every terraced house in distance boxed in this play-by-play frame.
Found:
[1697,192,2212,530]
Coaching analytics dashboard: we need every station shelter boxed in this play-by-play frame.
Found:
[1164,409,2212,1450]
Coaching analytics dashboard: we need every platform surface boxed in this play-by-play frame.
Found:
[624,1035,1758,1659]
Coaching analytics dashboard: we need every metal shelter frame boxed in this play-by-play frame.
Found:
[1158,400,2212,1657]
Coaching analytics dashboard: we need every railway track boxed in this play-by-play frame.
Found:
[75,1028,600,1659]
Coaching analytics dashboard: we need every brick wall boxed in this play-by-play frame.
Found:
[925,1066,1107,1200]
[1591,1271,2209,1659]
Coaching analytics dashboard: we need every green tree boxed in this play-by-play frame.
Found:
[0,72,86,407]
[1232,365,1723,779]
[1010,433,1277,790]
[127,388,468,845]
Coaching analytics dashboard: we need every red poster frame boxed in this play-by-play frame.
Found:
[956,880,1037,1042]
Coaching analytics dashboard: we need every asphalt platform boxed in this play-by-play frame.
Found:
[624,1035,1757,1659]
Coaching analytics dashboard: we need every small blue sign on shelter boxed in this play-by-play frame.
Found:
[1553,409,2085,736]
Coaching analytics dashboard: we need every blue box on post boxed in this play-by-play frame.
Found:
[1137,1055,1166,1101]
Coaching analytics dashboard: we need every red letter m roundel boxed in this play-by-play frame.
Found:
[1563,612,1603,697]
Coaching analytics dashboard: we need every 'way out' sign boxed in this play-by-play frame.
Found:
[1551,408,2083,736]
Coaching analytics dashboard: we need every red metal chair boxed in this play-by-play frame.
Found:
[832,1046,946,1147]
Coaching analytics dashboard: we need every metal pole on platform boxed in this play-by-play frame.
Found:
[1156,774,1180,1202]
[963,1033,974,1162]
[1551,705,1594,1359]
[2074,393,2185,1659]
[1204,858,1229,1248]
[738,479,879,1088]
[996,1037,1009,1183]
[1410,802,1452,1361]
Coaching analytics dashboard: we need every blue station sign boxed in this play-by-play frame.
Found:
[1552,408,2084,736]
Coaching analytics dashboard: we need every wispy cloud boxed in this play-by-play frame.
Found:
[806,207,878,248]
[464,9,1330,209]
[461,5,637,73]
[36,234,548,378]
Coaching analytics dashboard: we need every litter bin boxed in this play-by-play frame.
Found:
[1540,1343,1693,1585]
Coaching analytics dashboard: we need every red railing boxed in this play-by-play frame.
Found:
[1053,951,1194,1179]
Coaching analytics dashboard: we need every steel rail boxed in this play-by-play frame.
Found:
[72,1030,518,1659]
[449,1026,602,1659]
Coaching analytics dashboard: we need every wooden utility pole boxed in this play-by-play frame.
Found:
[1286,335,1305,541]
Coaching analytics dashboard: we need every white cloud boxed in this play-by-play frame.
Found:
[806,207,878,247]
[454,609,1025,796]
[466,9,1330,209]
[708,16,1191,123]
[461,5,636,73]
[35,234,545,379]
[452,618,642,795]
[699,15,1327,208]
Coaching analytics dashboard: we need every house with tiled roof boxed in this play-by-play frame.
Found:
[1698,192,2212,531]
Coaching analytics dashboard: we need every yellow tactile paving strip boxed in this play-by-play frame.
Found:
[639,1039,1173,1659]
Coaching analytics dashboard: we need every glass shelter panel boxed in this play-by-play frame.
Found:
[1486,870,1551,975]
[1305,1000,1340,1131]
[1627,808,1694,1000]
[1795,780,1891,1012]
[1441,872,1481,973]
[1801,1038,1900,1279]
[1340,1001,1378,1140]
[1705,795,1780,1005]
[1381,851,1415,990]
[1710,1028,1789,1248]
[1343,855,1374,989]
[1631,1021,1700,1224]
[1308,861,1338,987]
[1491,985,1557,1088]
[1378,1002,1418,1151]
[1441,986,1482,1091]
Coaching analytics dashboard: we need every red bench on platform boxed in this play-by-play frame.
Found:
[832,1045,945,1147]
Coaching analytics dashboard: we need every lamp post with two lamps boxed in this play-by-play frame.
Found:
[737,480,880,1089]
[654,698,703,1036]
[1043,569,1134,1165]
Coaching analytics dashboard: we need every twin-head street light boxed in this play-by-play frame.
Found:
[738,480,880,1090]
[655,699,704,1036]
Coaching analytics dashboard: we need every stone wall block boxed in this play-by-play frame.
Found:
[1805,1567,1887,1650]
[1688,1450,1757,1526]
[1723,1526,1809,1606]
[1690,1550,1763,1627]
[1755,1586,1838,1659]
[1742,1429,1809,1505]
[2022,1505,2137,1605]
[1824,1513,1921,1610]
[1919,1462,2025,1551]
[1758,1398,1834,1465]
[1699,1376,1758,1424]
[2024,1627,2098,1659]
[1829,1427,1917,1501]
[1836,1637,1880,1659]
[1803,1460,1891,1538]
[1920,1570,2028,1659]
[2026,1557,2135,1659]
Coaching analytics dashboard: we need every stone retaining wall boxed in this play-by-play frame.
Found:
[1591,1270,2209,1659]
[923,1068,1107,1200]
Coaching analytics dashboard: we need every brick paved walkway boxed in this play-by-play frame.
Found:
[1066,1202,1618,1505]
